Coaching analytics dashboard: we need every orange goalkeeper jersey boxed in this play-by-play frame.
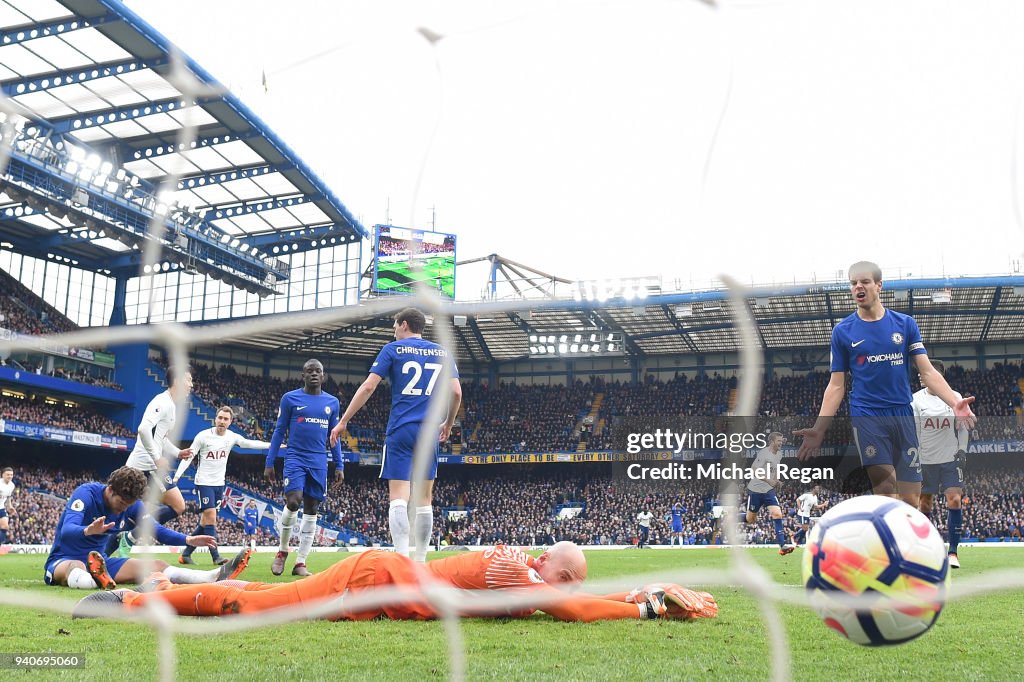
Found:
[427,545,642,621]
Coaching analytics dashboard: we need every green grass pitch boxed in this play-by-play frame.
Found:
[1,547,1020,680]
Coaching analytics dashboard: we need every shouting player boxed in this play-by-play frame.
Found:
[265,359,343,577]
[795,261,976,507]
[45,466,250,590]
[912,359,969,568]
[744,432,794,555]
[0,466,16,544]
[76,542,719,624]
[111,366,194,557]
[331,308,462,563]
[177,406,270,565]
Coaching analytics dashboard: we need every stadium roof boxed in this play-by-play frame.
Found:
[0,0,365,278]
[210,275,1024,364]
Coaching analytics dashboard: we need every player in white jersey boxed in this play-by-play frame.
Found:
[110,368,194,557]
[176,406,271,565]
[792,485,827,546]
[912,359,969,568]
[636,510,654,548]
[0,467,16,545]
[744,432,795,555]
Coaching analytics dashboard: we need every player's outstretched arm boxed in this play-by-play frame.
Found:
[332,373,382,447]
[914,355,977,428]
[795,371,846,461]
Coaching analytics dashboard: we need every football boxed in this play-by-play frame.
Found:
[801,495,949,646]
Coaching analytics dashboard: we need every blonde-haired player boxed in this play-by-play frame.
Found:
[175,406,270,565]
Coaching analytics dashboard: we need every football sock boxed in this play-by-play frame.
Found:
[794,528,807,545]
[278,508,297,551]
[205,525,222,562]
[413,506,433,562]
[389,500,410,557]
[67,567,99,589]
[0,528,7,544]
[181,524,203,557]
[163,565,219,584]
[296,514,318,564]
[948,507,962,554]
[773,519,786,548]
[156,505,178,524]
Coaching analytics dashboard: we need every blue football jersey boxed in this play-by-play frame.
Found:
[46,482,185,564]
[370,337,459,435]
[267,389,342,469]
[830,309,926,413]
[244,506,258,530]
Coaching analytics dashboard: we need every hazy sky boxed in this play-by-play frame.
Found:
[129,0,1024,298]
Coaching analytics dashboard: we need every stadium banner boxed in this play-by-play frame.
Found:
[99,434,130,450]
[44,426,73,442]
[0,326,115,368]
[71,431,102,447]
[0,418,131,450]
[437,451,678,465]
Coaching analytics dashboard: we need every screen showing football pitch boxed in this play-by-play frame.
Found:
[372,225,456,299]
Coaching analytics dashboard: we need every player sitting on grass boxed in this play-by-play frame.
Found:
[74,542,718,623]
[45,466,251,590]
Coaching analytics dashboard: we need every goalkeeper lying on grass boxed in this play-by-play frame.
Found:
[74,542,717,622]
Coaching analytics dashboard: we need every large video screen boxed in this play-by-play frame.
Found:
[372,225,456,299]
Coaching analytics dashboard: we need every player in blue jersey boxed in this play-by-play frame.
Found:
[265,359,343,577]
[243,499,259,551]
[795,261,976,506]
[668,502,684,546]
[331,308,462,562]
[44,466,251,589]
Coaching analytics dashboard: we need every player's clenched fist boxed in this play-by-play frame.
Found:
[626,585,667,619]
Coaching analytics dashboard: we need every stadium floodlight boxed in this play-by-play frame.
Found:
[529,332,624,358]
[575,275,662,302]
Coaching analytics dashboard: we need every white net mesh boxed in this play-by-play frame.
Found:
[1,4,1023,681]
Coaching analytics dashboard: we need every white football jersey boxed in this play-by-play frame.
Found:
[912,388,968,465]
[0,480,14,510]
[746,446,782,493]
[190,428,271,486]
[125,391,178,472]
[797,492,818,516]
[636,511,654,528]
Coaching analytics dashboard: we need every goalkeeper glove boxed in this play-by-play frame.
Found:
[657,584,719,620]
[627,587,667,619]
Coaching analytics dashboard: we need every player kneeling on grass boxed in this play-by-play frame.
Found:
[44,466,252,590]
[74,541,718,623]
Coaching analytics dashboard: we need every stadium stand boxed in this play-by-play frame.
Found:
[0,395,132,437]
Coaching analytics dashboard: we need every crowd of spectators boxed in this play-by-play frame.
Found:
[4,459,1021,548]
[0,396,133,437]
[181,360,1022,454]
[0,269,77,335]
